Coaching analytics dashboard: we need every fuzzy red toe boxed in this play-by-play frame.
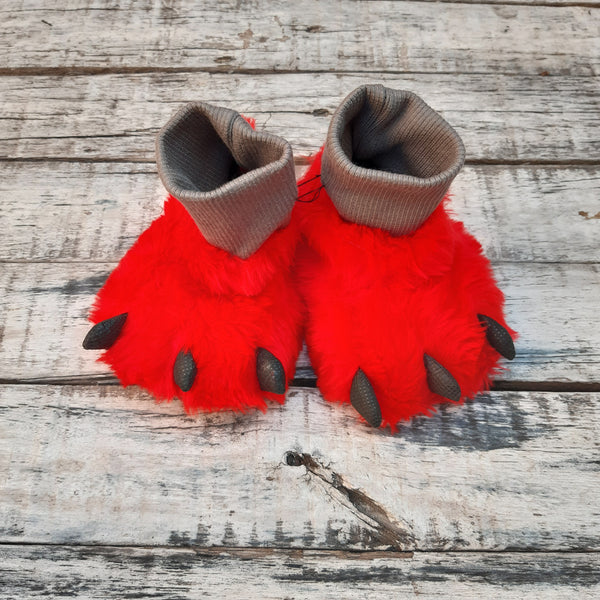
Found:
[297,150,516,428]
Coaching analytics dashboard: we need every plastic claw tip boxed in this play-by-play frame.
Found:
[174,350,197,392]
[82,313,128,350]
[478,314,516,360]
[424,354,461,403]
[350,368,382,428]
[256,348,286,395]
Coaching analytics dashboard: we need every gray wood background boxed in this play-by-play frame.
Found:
[1,1,599,597]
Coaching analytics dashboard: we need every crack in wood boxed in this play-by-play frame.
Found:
[285,452,416,550]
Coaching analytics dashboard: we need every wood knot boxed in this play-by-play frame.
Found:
[285,451,304,466]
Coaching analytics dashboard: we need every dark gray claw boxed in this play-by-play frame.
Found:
[350,368,382,428]
[424,354,461,403]
[478,314,516,360]
[82,313,128,349]
[256,348,286,394]
[173,350,197,392]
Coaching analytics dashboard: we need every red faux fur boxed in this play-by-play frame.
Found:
[89,194,304,414]
[297,150,516,429]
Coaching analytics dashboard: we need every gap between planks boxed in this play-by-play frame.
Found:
[0,542,414,557]
[1,541,599,556]
[0,66,599,78]
[2,157,600,167]
[2,375,600,394]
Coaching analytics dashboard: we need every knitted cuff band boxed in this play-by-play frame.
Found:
[321,85,465,235]
[156,102,297,259]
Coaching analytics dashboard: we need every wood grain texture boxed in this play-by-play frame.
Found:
[1,72,599,161]
[0,386,598,550]
[2,1,599,75]
[0,546,598,599]
[2,162,599,263]
[1,260,598,383]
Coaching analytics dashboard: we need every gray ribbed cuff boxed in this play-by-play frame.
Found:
[321,85,465,235]
[156,102,297,259]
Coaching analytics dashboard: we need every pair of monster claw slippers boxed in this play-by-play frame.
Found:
[83,84,516,430]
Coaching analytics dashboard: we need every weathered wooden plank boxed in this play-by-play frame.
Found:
[1,1,598,75]
[1,72,599,161]
[0,163,161,263]
[0,386,598,550]
[0,546,598,600]
[0,261,597,383]
[2,162,599,264]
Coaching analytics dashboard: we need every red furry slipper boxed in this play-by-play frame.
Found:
[83,103,304,413]
[297,86,516,429]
